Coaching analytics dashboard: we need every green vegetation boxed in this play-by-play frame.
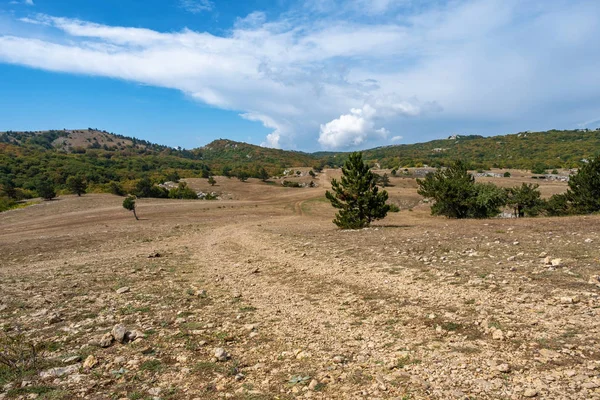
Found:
[326,152,390,229]
[417,160,506,219]
[168,182,198,199]
[361,129,600,170]
[37,181,56,201]
[507,183,544,217]
[66,175,87,196]
[2,128,600,210]
[123,195,138,220]
[544,157,600,216]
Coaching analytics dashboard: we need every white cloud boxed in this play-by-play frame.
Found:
[179,0,213,14]
[0,0,599,150]
[390,135,403,142]
[9,0,34,5]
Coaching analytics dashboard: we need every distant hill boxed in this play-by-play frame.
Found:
[199,139,317,171]
[2,128,600,198]
[360,129,600,170]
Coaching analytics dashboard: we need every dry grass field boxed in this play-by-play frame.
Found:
[1,171,599,400]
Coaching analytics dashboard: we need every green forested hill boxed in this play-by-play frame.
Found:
[361,130,600,170]
[1,128,599,200]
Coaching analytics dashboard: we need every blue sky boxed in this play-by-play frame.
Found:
[1,0,599,151]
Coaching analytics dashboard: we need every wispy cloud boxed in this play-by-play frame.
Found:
[179,0,214,14]
[1,0,599,149]
[9,0,35,5]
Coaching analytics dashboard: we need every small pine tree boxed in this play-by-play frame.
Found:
[325,152,390,229]
[379,173,390,187]
[208,176,216,186]
[123,195,138,220]
[66,175,87,196]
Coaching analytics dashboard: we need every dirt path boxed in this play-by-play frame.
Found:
[1,193,599,400]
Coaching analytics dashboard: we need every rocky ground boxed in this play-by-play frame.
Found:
[0,176,599,400]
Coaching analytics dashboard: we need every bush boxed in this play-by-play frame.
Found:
[388,203,400,212]
[503,171,511,177]
[66,175,87,196]
[507,183,543,217]
[108,181,126,196]
[37,181,56,201]
[417,160,506,218]
[168,182,198,199]
[133,178,168,198]
[0,197,17,212]
[544,193,571,216]
[282,180,301,188]
[326,152,390,229]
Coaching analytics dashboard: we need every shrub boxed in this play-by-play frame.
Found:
[326,152,390,229]
[388,203,400,212]
[417,160,506,218]
[108,181,125,196]
[507,183,543,217]
[37,181,56,201]
[503,171,511,177]
[282,180,301,187]
[168,182,198,199]
[66,175,87,196]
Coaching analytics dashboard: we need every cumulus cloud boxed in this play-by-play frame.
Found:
[390,135,403,142]
[0,0,599,149]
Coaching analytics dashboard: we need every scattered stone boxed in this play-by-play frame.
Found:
[125,330,145,342]
[308,379,319,390]
[523,388,538,397]
[492,329,504,341]
[214,348,230,362]
[148,252,162,258]
[47,312,62,324]
[235,373,245,381]
[40,364,81,379]
[497,363,511,373]
[589,275,600,285]
[63,356,81,364]
[560,296,580,304]
[111,324,128,343]
[551,258,562,267]
[332,355,346,364]
[116,287,130,294]
[100,332,114,348]
[83,355,98,370]
[543,256,552,265]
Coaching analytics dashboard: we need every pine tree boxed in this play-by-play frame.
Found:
[325,152,390,229]
[208,176,216,186]
[567,158,600,214]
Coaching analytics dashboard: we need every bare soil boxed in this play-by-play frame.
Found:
[1,172,599,400]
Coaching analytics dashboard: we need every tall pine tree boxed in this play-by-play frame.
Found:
[326,152,390,229]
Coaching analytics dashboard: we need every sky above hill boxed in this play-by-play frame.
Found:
[0,0,599,151]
